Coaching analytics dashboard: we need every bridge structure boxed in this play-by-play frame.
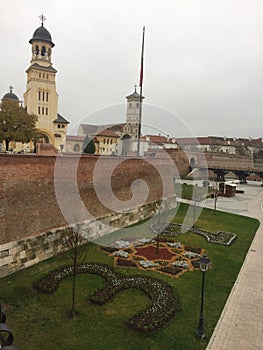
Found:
[189,152,263,182]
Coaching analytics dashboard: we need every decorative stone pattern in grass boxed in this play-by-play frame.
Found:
[34,263,179,332]
[101,239,203,278]
[152,223,237,245]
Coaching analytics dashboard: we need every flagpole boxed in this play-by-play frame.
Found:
[137,26,145,157]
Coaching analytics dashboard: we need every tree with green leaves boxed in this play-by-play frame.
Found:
[0,99,38,151]
[82,134,95,154]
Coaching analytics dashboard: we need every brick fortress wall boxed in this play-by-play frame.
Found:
[0,154,176,276]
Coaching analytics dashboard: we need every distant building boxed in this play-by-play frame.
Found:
[67,87,145,155]
[65,135,85,153]
[0,87,26,152]
[176,136,263,155]
[142,135,178,150]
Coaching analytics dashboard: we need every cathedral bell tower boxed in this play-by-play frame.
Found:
[125,86,144,139]
[23,15,68,149]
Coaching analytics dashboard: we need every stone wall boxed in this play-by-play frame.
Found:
[0,197,176,277]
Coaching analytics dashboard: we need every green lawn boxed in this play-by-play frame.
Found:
[0,203,259,350]
[175,183,212,200]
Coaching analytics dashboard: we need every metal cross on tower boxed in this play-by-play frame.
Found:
[39,14,47,26]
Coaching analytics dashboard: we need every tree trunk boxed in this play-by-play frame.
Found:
[5,139,10,151]
[71,234,79,318]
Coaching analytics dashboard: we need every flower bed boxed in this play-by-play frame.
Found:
[34,263,179,332]
[158,267,182,276]
[184,246,201,255]
[134,245,176,261]
[116,259,137,267]
[152,223,237,245]
[101,239,202,278]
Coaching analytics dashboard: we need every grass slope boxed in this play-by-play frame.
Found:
[0,203,259,350]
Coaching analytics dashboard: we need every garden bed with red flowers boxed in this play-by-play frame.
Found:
[134,245,176,261]
[101,239,204,278]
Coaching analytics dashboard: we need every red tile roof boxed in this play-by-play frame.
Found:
[141,135,176,145]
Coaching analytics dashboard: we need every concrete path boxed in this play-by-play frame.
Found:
[206,185,263,350]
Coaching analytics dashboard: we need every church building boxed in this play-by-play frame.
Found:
[70,86,145,155]
[1,16,69,152]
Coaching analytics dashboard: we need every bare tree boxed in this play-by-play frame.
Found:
[63,228,88,318]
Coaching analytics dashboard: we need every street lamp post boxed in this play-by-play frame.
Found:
[156,206,161,255]
[196,255,211,339]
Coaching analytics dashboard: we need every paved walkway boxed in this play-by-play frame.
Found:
[206,185,263,350]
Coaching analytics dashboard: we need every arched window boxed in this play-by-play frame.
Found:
[190,157,196,169]
[41,46,46,56]
[73,144,80,152]
[35,45,39,55]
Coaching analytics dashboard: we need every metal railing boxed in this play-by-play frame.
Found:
[0,304,17,349]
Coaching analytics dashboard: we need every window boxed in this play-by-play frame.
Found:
[46,107,48,115]
[39,73,41,78]
[38,91,41,100]
[62,124,65,128]
[73,144,80,152]
[103,138,106,144]
[47,74,49,79]
[42,107,44,115]
[41,46,46,56]
[57,124,61,129]
[43,73,45,79]
[110,139,113,144]
[38,106,40,114]
[42,92,45,101]
[46,92,48,102]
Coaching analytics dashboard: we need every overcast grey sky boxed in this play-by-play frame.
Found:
[1,0,263,138]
